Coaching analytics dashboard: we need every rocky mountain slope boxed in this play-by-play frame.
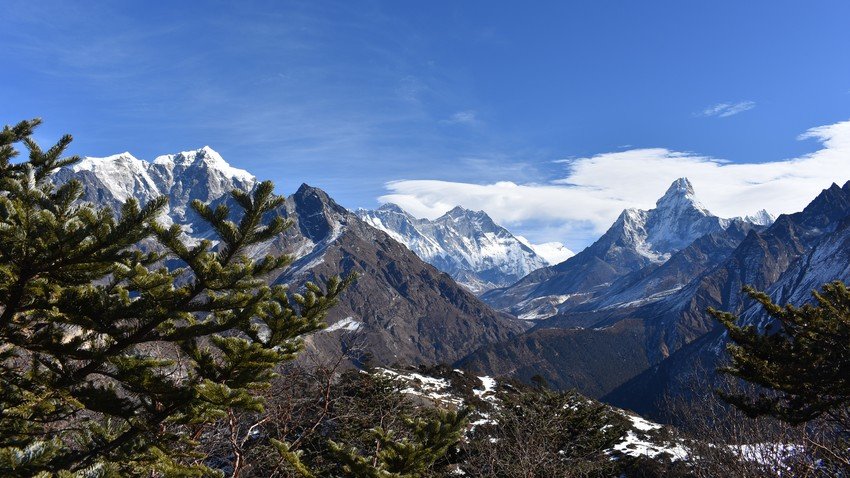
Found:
[265,185,528,365]
[605,181,850,418]
[357,204,571,293]
[57,147,849,422]
[54,148,527,367]
[460,181,850,412]
[460,179,791,398]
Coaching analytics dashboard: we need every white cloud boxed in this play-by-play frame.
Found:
[699,101,756,118]
[380,119,850,249]
[442,110,479,125]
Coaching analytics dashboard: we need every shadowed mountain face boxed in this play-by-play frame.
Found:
[462,179,850,404]
[55,151,528,368]
[357,204,569,293]
[465,184,850,403]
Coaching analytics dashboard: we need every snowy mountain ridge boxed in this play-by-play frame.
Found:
[57,146,256,231]
[357,203,573,293]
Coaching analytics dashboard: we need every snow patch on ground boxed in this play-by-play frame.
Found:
[324,317,363,333]
[601,287,683,310]
[378,369,463,407]
[516,294,575,320]
[612,413,688,461]
[730,443,801,467]
[627,414,663,432]
[614,431,689,460]
[473,376,497,401]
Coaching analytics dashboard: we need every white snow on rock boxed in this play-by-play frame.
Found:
[473,376,497,401]
[71,152,162,203]
[516,236,574,265]
[610,413,689,461]
[515,294,578,320]
[612,178,731,264]
[324,317,363,333]
[730,443,801,467]
[153,146,254,183]
[63,146,256,235]
[740,209,775,226]
[613,431,689,460]
[357,204,554,292]
[378,369,464,407]
[626,414,663,432]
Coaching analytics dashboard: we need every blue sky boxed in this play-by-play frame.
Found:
[3,1,850,249]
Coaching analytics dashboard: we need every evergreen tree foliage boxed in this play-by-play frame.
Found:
[711,281,850,425]
[0,119,352,476]
[328,408,467,478]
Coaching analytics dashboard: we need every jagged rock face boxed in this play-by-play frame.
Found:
[357,204,565,293]
[482,178,737,319]
[54,153,526,367]
[766,215,850,308]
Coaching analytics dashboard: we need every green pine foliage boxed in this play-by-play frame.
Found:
[0,119,352,476]
[328,408,467,478]
[711,281,850,425]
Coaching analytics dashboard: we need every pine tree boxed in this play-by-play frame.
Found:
[711,281,850,425]
[0,119,352,476]
[327,408,467,478]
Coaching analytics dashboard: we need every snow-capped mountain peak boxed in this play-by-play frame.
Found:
[444,205,485,219]
[661,177,694,197]
[516,236,575,265]
[357,204,555,293]
[153,146,255,183]
[654,177,708,214]
[55,147,257,234]
[636,177,724,260]
[376,202,408,214]
[741,209,775,226]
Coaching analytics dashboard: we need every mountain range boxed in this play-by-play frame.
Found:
[55,147,850,423]
[54,147,527,368]
[357,203,572,293]
[462,179,850,414]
